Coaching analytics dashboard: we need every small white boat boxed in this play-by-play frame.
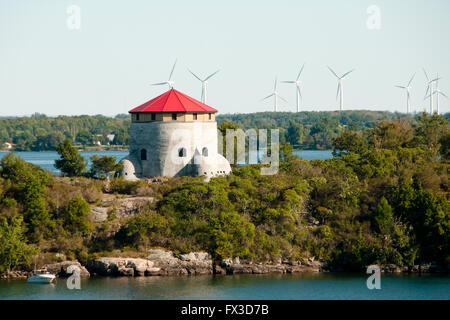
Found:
[27,270,56,284]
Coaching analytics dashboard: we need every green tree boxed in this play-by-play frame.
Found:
[89,155,123,179]
[413,112,449,156]
[0,153,51,242]
[286,121,306,147]
[0,215,38,274]
[118,211,168,247]
[22,172,52,241]
[60,196,93,235]
[204,211,255,260]
[75,130,93,145]
[55,140,87,177]
[439,131,450,161]
[332,128,366,156]
[372,197,394,234]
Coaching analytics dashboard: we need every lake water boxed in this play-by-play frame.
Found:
[0,150,333,174]
[1,273,449,300]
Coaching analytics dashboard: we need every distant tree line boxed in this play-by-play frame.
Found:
[217,110,420,150]
[1,111,449,151]
[0,113,130,151]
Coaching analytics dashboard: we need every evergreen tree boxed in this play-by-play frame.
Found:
[55,140,87,177]
[89,155,123,179]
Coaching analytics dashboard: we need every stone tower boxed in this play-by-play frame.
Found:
[121,89,231,181]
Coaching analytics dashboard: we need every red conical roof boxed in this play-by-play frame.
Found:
[129,89,218,113]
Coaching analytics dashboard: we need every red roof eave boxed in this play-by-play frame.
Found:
[129,89,218,113]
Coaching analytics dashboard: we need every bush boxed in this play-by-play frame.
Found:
[60,196,93,235]
[108,178,142,194]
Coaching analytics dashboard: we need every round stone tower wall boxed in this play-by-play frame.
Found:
[128,121,221,178]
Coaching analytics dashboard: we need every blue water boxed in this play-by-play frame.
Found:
[1,273,448,300]
[0,150,333,173]
[0,151,129,174]
[293,150,333,161]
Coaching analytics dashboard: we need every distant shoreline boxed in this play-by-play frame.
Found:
[0,148,330,153]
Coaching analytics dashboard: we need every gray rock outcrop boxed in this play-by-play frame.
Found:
[90,207,108,223]
[43,261,90,277]
[87,250,322,277]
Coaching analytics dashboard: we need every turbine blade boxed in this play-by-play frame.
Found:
[336,83,341,100]
[168,59,177,81]
[407,73,416,87]
[327,66,339,79]
[297,63,305,81]
[297,85,302,99]
[188,69,203,82]
[395,86,406,89]
[274,77,278,91]
[423,68,430,82]
[441,91,448,98]
[282,81,296,83]
[152,82,168,86]
[341,69,355,79]
[277,94,288,102]
[204,69,220,81]
[262,93,274,101]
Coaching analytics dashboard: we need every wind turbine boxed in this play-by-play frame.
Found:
[431,75,447,114]
[327,66,355,111]
[423,68,440,114]
[282,63,305,112]
[395,73,415,114]
[152,59,177,89]
[261,77,287,112]
[188,69,220,104]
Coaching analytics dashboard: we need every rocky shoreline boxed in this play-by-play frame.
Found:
[84,250,323,277]
[2,249,448,279]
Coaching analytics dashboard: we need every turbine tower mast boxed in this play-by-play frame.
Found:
[395,73,415,114]
[423,68,440,114]
[432,75,447,115]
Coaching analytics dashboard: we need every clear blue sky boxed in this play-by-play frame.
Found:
[0,0,449,116]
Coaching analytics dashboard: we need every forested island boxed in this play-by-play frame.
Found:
[0,112,448,277]
[2,110,449,151]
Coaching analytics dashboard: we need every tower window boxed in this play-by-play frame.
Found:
[140,149,147,160]
[172,113,177,120]
[193,113,197,120]
[208,113,212,120]
[136,114,140,121]
[202,147,208,157]
[151,113,156,120]
[178,148,186,157]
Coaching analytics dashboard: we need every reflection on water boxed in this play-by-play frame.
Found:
[1,273,449,300]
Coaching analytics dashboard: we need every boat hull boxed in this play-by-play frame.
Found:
[27,274,56,284]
